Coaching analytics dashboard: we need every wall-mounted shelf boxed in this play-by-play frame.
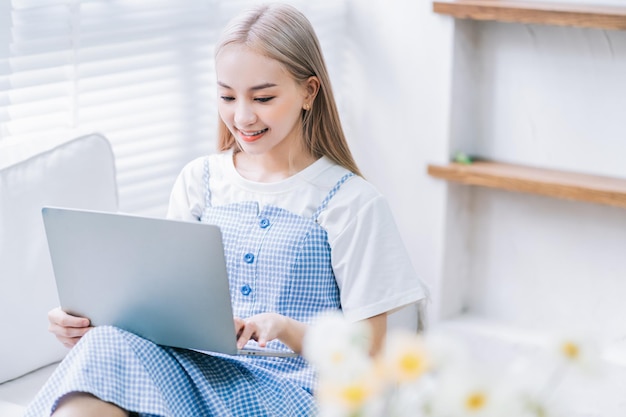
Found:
[428,161,626,209]
[433,0,626,30]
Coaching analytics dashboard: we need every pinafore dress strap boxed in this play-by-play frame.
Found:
[312,172,355,220]
[203,157,212,208]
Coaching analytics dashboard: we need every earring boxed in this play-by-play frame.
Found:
[303,103,311,111]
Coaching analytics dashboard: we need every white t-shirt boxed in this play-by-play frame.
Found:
[167,152,427,322]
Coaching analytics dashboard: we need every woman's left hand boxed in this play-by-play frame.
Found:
[234,313,286,349]
[234,313,386,355]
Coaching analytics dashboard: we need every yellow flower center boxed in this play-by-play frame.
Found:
[399,353,425,377]
[561,341,580,359]
[534,405,547,417]
[331,351,345,364]
[341,384,368,407]
[465,392,487,411]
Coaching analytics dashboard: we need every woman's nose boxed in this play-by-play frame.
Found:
[234,102,256,126]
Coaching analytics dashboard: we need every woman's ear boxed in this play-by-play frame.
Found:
[304,76,320,104]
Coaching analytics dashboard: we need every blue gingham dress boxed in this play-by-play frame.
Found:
[24,162,354,417]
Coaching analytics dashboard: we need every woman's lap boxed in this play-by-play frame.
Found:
[24,326,315,417]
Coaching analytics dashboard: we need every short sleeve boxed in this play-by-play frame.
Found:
[328,195,427,323]
[166,157,206,221]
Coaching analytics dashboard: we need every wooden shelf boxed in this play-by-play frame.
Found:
[433,1,626,30]
[427,161,626,208]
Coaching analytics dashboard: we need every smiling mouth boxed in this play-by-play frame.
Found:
[238,128,268,142]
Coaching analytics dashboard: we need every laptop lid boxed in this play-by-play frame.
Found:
[41,206,296,357]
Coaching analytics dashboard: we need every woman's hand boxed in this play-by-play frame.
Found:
[48,307,92,349]
[234,313,307,354]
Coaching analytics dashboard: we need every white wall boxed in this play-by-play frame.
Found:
[344,0,455,324]
[343,1,626,347]
[442,16,626,342]
[365,4,626,412]
[450,17,626,412]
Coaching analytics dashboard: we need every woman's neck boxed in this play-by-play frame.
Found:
[233,149,317,183]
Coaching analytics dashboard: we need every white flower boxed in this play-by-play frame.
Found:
[316,370,384,417]
[503,356,567,417]
[551,335,602,375]
[382,330,431,384]
[384,376,435,417]
[427,366,526,417]
[520,395,565,417]
[303,310,373,379]
[423,330,471,372]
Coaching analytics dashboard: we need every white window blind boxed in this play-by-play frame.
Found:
[0,0,349,217]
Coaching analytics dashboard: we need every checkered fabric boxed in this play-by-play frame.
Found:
[24,161,354,417]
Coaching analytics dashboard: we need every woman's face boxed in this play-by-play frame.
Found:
[216,44,309,158]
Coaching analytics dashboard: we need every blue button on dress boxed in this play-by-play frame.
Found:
[24,159,355,417]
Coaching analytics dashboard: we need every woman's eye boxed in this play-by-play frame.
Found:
[255,97,274,103]
[220,96,235,102]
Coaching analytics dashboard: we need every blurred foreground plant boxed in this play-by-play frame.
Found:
[303,311,604,417]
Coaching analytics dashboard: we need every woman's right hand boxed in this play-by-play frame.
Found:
[48,307,92,349]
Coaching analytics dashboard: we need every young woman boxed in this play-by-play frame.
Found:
[29,3,427,416]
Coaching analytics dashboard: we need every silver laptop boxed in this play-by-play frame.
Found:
[42,206,297,357]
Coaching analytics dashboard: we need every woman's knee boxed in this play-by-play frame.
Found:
[75,325,133,349]
[52,392,128,417]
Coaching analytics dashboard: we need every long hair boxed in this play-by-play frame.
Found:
[214,3,362,177]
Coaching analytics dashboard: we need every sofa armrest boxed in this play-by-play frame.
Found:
[0,133,118,383]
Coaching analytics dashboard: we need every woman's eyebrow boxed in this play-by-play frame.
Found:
[250,82,277,91]
[217,81,278,91]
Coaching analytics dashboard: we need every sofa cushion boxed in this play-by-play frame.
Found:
[0,401,24,417]
[0,133,118,383]
[0,362,57,410]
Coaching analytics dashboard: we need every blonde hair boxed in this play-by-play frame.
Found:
[214,3,362,177]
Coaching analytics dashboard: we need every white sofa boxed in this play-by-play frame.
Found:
[0,133,118,416]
